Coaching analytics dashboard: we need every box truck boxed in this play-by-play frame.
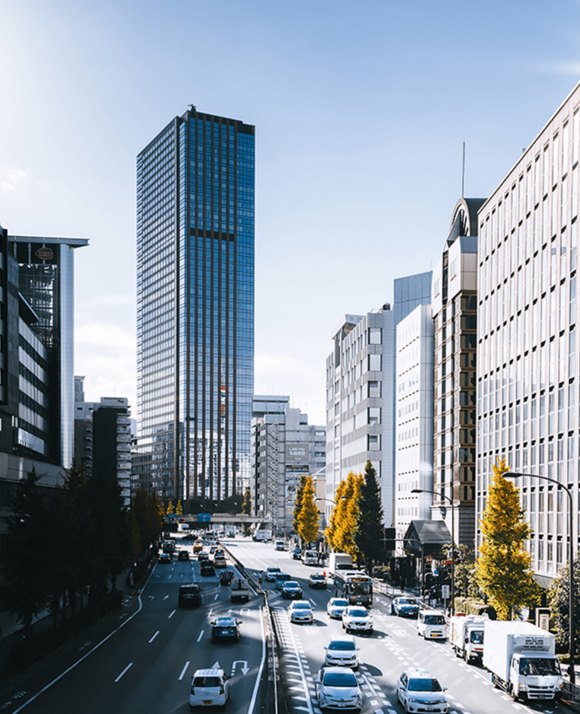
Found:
[449,615,485,663]
[483,620,562,702]
[327,552,353,577]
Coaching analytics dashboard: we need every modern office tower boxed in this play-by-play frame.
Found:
[8,234,88,469]
[394,272,433,326]
[0,224,73,518]
[74,377,132,505]
[251,396,325,534]
[326,305,395,523]
[395,304,434,548]
[432,198,484,549]
[137,108,255,505]
[477,83,580,583]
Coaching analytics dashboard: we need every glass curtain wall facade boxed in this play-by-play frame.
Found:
[477,84,580,582]
[137,108,254,503]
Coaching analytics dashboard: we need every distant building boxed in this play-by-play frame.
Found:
[136,107,255,505]
[74,377,132,505]
[432,198,484,548]
[251,396,325,534]
[395,304,434,549]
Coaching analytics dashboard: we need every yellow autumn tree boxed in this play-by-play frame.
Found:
[475,459,540,620]
[296,476,320,546]
[175,500,183,516]
[333,472,363,561]
[165,500,174,516]
[325,479,347,549]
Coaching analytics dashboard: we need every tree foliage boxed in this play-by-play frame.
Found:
[548,559,580,652]
[452,545,480,599]
[354,461,384,574]
[296,476,319,545]
[241,487,252,515]
[324,479,347,549]
[475,459,540,620]
[326,472,363,560]
[293,475,308,533]
[175,499,183,516]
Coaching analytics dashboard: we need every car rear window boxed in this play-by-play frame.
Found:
[332,599,348,607]
[328,640,355,651]
[323,672,358,687]
[349,608,367,617]
[408,678,442,692]
[193,676,222,688]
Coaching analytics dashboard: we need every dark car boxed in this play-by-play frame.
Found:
[274,573,292,591]
[200,561,215,577]
[265,567,282,582]
[179,583,202,608]
[158,552,172,564]
[308,573,327,589]
[197,551,209,562]
[391,596,420,618]
[281,580,303,599]
[219,569,235,586]
[177,550,190,561]
[211,616,241,643]
[291,547,302,560]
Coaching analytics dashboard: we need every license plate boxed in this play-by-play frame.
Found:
[202,701,212,705]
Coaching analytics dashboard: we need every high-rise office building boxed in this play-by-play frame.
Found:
[136,107,254,504]
[432,198,484,548]
[477,83,580,583]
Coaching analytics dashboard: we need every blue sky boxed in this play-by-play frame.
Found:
[1,0,579,425]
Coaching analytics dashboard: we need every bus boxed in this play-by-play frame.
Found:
[333,570,373,607]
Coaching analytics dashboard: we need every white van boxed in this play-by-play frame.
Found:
[189,668,230,707]
[302,549,319,566]
[417,609,448,640]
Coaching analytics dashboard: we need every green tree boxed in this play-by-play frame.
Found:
[296,476,319,545]
[452,545,480,599]
[354,461,384,574]
[292,475,308,533]
[241,487,252,515]
[324,479,347,550]
[548,560,580,652]
[475,459,540,620]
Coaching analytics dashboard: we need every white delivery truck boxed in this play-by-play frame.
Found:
[327,552,354,577]
[483,620,563,702]
[449,615,485,663]
[252,528,272,542]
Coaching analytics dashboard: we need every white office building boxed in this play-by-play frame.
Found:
[477,82,580,584]
[395,304,434,548]
[326,305,395,524]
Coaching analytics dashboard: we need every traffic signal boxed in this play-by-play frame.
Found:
[383,527,396,552]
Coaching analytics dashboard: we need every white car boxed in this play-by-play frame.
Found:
[189,668,230,708]
[316,666,362,711]
[342,606,373,634]
[324,636,359,669]
[417,610,448,640]
[288,600,314,623]
[396,669,449,713]
[327,597,349,619]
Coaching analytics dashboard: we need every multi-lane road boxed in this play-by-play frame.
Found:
[230,539,572,714]
[0,536,574,714]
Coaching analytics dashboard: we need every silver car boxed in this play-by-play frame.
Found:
[288,600,314,623]
[316,666,362,711]
[324,636,359,670]
[342,606,373,634]
[396,669,449,714]
[326,597,349,619]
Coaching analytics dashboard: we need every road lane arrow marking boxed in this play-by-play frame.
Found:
[211,660,221,670]
[232,660,249,675]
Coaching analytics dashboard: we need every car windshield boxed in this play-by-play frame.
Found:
[424,615,445,625]
[276,574,291,582]
[293,603,311,609]
[408,678,442,692]
[349,608,368,617]
[284,581,299,588]
[323,672,358,687]
[519,658,561,676]
[311,575,324,580]
[470,630,484,644]
[328,640,356,651]
[332,599,348,607]
[193,676,221,688]
[351,582,371,595]
[268,568,281,573]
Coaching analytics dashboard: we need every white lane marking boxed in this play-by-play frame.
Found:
[197,630,204,642]
[178,661,190,680]
[11,566,157,713]
[248,606,270,714]
[114,662,133,682]
[148,630,159,643]
[214,593,219,600]
[168,609,176,619]
[163,595,169,600]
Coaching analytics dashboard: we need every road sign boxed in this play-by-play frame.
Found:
[197,513,211,523]
[441,584,450,599]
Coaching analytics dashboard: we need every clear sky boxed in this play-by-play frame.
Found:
[1,0,579,426]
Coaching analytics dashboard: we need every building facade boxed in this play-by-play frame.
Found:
[326,305,395,524]
[431,198,484,549]
[251,396,325,535]
[395,304,434,548]
[136,107,254,504]
[477,83,580,583]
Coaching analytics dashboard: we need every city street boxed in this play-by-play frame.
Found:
[227,539,574,714]
[0,543,265,714]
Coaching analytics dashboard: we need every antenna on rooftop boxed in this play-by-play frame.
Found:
[461,141,466,198]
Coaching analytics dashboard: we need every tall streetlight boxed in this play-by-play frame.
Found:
[411,487,456,614]
[506,471,575,685]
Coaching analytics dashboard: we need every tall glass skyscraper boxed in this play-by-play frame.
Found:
[136,107,254,504]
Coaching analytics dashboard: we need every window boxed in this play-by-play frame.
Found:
[368,354,381,371]
[368,380,381,398]
[368,434,379,450]
[368,327,382,345]
[368,407,381,425]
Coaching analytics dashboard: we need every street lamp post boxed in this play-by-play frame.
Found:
[411,487,456,615]
[506,471,575,685]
